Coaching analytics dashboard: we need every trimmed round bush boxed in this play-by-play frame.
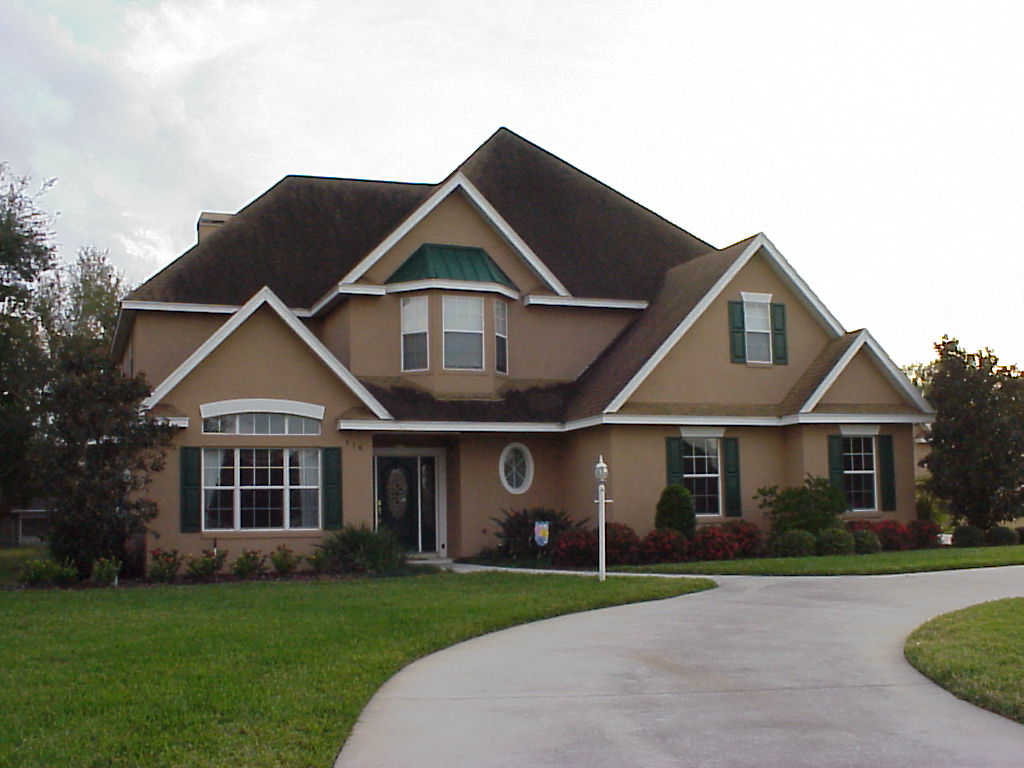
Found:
[552,523,641,567]
[690,526,741,561]
[852,529,882,554]
[640,528,689,564]
[655,485,696,538]
[817,527,855,556]
[985,525,1019,546]
[1015,526,1024,543]
[951,524,985,548]
[770,529,817,558]
[720,520,763,558]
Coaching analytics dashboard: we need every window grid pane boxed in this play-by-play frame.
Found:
[495,302,508,374]
[203,412,320,435]
[842,437,876,511]
[681,438,721,516]
[202,448,321,531]
[445,331,483,369]
[443,296,483,331]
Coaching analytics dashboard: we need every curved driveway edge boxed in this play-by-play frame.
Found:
[336,567,1024,768]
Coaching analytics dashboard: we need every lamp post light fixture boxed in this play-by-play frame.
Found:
[595,455,609,582]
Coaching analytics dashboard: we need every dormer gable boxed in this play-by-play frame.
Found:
[385,243,519,294]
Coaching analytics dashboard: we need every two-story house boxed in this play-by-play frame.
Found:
[113,128,933,560]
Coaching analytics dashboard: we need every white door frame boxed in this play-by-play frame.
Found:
[373,446,448,557]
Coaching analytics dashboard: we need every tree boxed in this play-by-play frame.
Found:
[924,338,1024,529]
[31,249,173,575]
[0,164,56,513]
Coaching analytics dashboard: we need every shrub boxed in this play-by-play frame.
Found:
[491,507,582,561]
[817,528,855,556]
[952,524,985,548]
[720,520,763,558]
[148,549,183,582]
[91,557,122,586]
[640,528,689,564]
[305,549,329,574]
[185,549,227,580]
[552,522,641,567]
[846,519,912,551]
[769,529,817,558]
[19,558,79,587]
[985,525,1019,547]
[690,526,741,561]
[230,549,266,579]
[654,485,696,538]
[270,545,301,575]
[852,529,882,554]
[1016,527,1024,544]
[317,525,407,575]
[908,519,942,549]
[757,476,847,536]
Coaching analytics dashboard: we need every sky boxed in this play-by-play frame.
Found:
[2,0,1022,368]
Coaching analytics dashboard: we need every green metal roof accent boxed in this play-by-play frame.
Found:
[385,243,518,290]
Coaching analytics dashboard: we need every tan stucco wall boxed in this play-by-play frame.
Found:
[816,349,908,408]
[453,433,567,555]
[145,306,378,558]
[628,251,834,407]
[131,311,227,390]
[362,190,547,293]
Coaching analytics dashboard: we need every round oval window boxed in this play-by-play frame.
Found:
[499,443,533,494]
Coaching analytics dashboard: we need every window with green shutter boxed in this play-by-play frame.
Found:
[829,432,893,512]
[729,296,786,365]
[666,434,740,516]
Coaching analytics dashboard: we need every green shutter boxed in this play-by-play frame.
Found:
[770,303,787,365]
[723,437,741,517]
[180,447,201,533]
[666,437,682,486]
[878,435,896,512]
[827,435,845,499]
[322,447,342,530]
[728,301,746,363]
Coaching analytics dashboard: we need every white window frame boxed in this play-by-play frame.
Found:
[841,435,878,512]
[443,295,484,371]
[201,412,321,435]
[401,295,429,372]
[741,291,772,365]
[495,300,509,375]
[498,442,534,494]
[678,428,723,516]
[202,447,322,531]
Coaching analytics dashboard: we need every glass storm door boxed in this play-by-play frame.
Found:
[375,455,437,553]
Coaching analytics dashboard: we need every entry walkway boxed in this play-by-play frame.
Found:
[335,566,1024,767]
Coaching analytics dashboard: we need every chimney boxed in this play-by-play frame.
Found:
[197,212,233,243]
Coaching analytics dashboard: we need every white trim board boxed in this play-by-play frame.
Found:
[143,286,392,420]
[336,411,932,433]
[605,233,849,415]
[524,295,648,310]
[319,173,569,310]
[385,279,519,300]
[200,399,326,420]
[800,329,934,415]
[122,299,315,318]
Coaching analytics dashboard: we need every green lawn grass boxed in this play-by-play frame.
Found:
[0,547,43,587]
[0,571,712,768]
[615,545,1024,576]
[905,598,1024,723]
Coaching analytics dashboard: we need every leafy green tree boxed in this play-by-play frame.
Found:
[31,248,173,575]
[924,338,1024,529]
[0,165,56,513]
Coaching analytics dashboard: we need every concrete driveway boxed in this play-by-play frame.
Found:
[335,566,1024,768]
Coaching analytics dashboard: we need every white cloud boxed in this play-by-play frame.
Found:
[2,0,1022,365]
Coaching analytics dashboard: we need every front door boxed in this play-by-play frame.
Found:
[374,452,441,554]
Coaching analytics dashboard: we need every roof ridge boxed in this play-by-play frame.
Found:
[460,128,716,253]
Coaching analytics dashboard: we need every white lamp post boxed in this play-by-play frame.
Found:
[595,455,609,582]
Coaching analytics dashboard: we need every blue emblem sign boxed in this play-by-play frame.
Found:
[533,521,550,547]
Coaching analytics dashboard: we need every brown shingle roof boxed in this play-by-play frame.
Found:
[362,381,574,423]
[564,237,756,421]
[128,128,714,307]
[778,332,861,414]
